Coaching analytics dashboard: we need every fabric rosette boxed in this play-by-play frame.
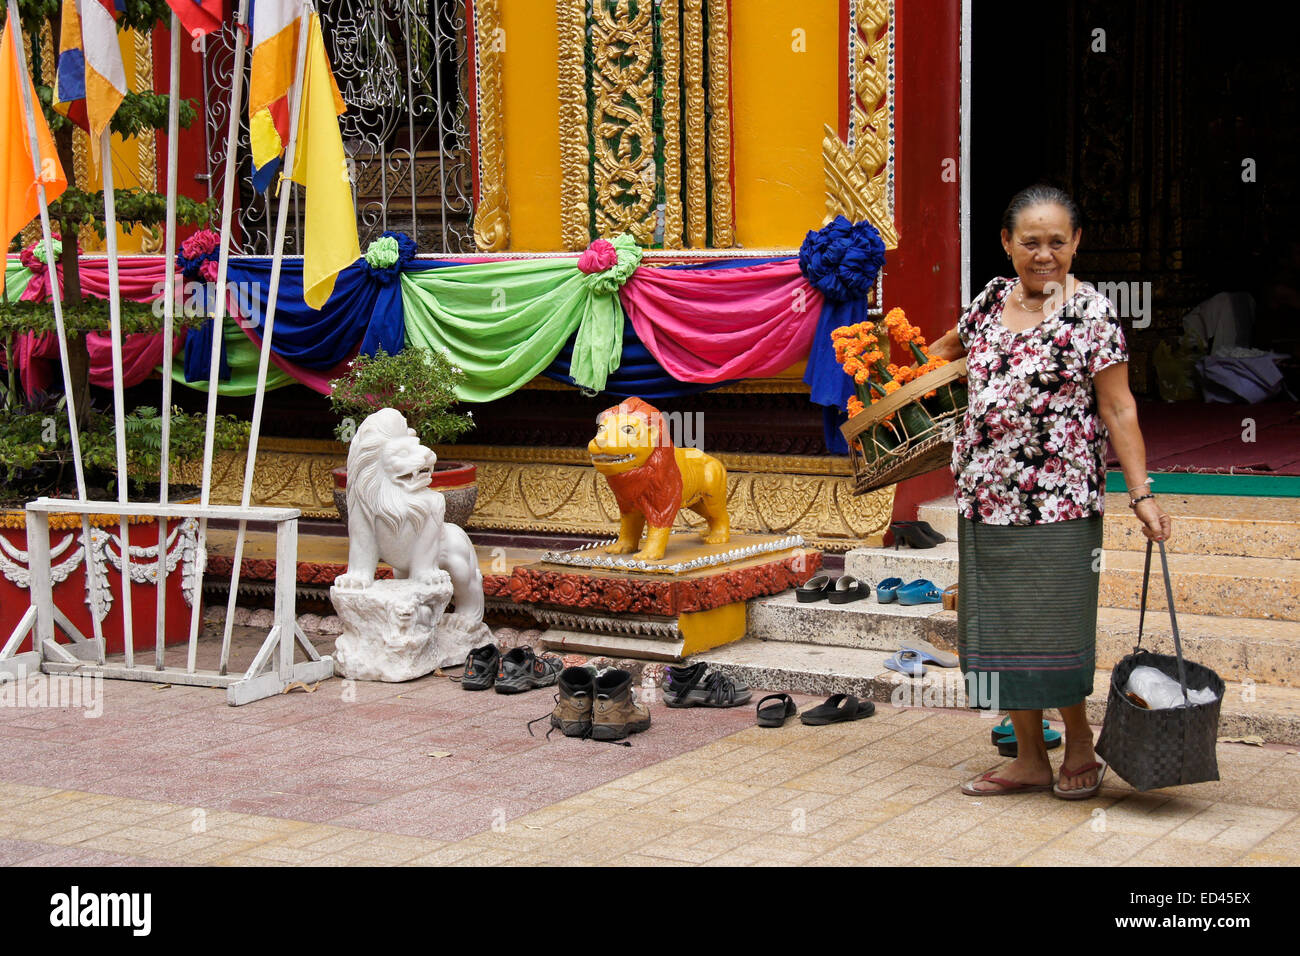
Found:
[176,228,221,282]
[579,233,642,294]
[362,231,418,286]
[21,235,78,274]
[798,215,886,303]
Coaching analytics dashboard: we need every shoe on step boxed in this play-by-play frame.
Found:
[592,669,651,741]
[495,645,563,694]
[550,666,594,737]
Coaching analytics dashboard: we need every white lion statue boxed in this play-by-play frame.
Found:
[334,408,485,628]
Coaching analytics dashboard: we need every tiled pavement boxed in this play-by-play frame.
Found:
[1,667,1298,866]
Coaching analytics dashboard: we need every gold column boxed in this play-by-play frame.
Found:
[682,0,707,247]
[472,0,510,252]
[557,0,590,250]
[135,30,163,254]
[705,0,734,247]
[660,0,684,249]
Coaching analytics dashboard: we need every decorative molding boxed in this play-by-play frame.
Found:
[823,0,897,248]
[705,0,734,247]
[541,533,805,574]
[471,0,509,251]
[557,0,591,250]
[682,0,708,247]
[660,0,684,250]
[589,0,658,244]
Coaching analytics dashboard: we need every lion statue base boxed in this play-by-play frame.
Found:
[330,408,492,680]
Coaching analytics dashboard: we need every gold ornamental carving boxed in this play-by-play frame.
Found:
[823,0,897,248]
[589,0,658,245]
[682,0,708,248]
[660,0,684,250]
[471,0,509,252]
[557,0,591,250]
[705,0,734,247]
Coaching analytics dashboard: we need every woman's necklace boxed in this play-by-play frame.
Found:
[1016,281,1046,313]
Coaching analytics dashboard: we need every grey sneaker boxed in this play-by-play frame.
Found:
[495,646,563,694]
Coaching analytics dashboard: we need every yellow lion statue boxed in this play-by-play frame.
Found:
[588,398,730,561]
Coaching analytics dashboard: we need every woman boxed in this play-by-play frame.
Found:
[929,184,1171,799]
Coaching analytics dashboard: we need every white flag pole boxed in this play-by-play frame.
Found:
[218,3,313,675]
[99,129,135,669]
[6,3,106,654]
[185,0,251,674]
[155,14,182,670]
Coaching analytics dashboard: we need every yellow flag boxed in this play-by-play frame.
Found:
[0,24,67,248]
[287,14,359,310]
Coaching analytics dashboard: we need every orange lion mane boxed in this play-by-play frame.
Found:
[598,398,684,528]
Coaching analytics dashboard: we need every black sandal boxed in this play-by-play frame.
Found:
[796,573,832,603]
[756,693,798,727]
[663,663,752,708]
[799,693,875,725]
[828,575,871,604]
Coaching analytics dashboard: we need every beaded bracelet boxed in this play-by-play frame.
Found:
[1128,493,1156,510]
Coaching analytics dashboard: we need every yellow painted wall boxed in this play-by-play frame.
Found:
[730,0,840,249]
[499,0,561,251]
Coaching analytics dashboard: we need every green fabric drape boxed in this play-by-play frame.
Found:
[170,323,295,396]
[4,261,31,300]
[400,234,639,402]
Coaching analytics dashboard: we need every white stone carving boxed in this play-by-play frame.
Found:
[331,576,457,682]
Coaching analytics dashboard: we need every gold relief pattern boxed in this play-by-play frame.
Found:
[823,0,897,247]
[173,443,342,518]
[557,0,591,250]
[660,0,684,250]
[134,31,163,254]
[705,0,734,247]
[589,0,658,244]
[471,0,509,252]
[682,0,707,248]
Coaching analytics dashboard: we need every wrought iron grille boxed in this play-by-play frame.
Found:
[199,0,476,256]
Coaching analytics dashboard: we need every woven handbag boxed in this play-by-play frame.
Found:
[1095,539,1226,791]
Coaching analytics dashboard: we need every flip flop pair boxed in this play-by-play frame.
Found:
[990,716,1063,757]
[799,693,874,725]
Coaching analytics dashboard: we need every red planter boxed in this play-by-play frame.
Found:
[0,511,197,655]
[331,460,478,526]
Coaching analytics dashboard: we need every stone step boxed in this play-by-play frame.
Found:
[917,493,1300,560]
[691,638,1300,744]
[746,589,949,652]
[844,542,1300,622]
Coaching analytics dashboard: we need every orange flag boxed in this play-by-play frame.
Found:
[0,23,67,248]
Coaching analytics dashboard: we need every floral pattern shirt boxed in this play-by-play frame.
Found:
[951,277,1129,525]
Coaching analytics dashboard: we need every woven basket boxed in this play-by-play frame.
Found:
[840,357,968,495]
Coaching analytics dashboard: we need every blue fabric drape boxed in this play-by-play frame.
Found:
[180,282,230,383]
[543,316,731,398]
[802,298,866,454]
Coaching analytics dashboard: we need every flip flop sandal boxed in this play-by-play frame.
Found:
[883,649,926,677]
[875,577,903,603]
[900,639,958,668]
[897,579,944,606]
[796,573,833,603]
[960,770,1054,796]
[1053,760,1108,800]
[828,574,871,604]
[799,693,875,725]
[755,693,798,727]
[990,716,1052,744]
[997,727,1064,758]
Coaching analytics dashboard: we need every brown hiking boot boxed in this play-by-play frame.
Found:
[550,666,595,738]
[592,669,651,741]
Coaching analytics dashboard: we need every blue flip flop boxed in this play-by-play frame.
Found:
[883,649,926,677]
[899,639,958,668]
[990,716,1051,744]
[897,579,944,606]
[876,577,904,603]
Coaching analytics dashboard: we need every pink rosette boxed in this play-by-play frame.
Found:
[577,238,618,275]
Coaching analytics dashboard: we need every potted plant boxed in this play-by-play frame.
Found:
[328,346,478,525]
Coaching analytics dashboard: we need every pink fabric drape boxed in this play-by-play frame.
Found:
[618,259,825,382]
[232,320,350,395]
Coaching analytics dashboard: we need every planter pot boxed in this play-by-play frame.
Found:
[331,461,478,528]
[0,509,199,656]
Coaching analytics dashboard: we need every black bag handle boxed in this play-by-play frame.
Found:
[1136,538,1191,705]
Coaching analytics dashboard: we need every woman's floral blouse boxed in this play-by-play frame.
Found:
[951,277,1129,525]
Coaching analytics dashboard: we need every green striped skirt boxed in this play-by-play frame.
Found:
[957,515,1102,711]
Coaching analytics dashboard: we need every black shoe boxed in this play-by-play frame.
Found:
[891,521,939,549]
[663,662,752,708]
[460,643,500,691]
[495,646,563,694]
[909,520,947,545]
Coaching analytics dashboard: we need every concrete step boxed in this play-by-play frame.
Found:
[917,493,1300,560]
[1094,606,1300,689]
[844,540,1300,622]
[691,638,1300,744]
[746,589,950,652]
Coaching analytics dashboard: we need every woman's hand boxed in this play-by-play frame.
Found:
[930,327,966,361]
[1134,498,1171,542]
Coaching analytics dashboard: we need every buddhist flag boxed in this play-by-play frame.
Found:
[53,0,127,174]
[249,0,306,192]
[165,1,228,38]
[286,13,359,309]
[0,24,68,246]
